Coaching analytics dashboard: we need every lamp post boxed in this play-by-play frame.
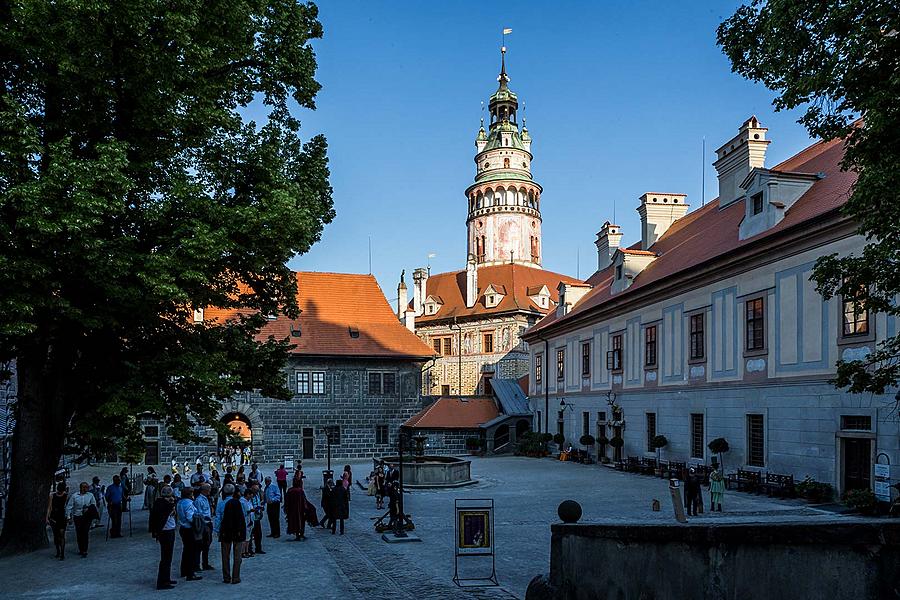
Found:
[394,430,408,538]
[321,427,333,487]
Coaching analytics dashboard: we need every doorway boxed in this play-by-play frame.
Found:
[843,437,872,492]
[302,427,314,460]
[219,413,253,463]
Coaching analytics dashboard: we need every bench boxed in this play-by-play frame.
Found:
[726,469,762,493]
[763,473,795,498]
[625,456,641,473]
[640,458,657,476]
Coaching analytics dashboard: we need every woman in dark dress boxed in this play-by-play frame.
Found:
[284,478,306,541]
[46,481,68,560]
[320,479,334,530]
[330,480,349,535]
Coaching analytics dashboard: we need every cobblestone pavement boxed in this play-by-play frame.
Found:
[0,456,857,599]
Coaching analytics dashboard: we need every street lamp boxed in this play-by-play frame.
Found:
[394,430,409,538]
[321,427,334,487]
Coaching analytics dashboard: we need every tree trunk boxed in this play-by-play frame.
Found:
[0,350,70,555]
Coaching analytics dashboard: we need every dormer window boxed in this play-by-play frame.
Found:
[483,284,506,308]
[423,295,443,316]
[348,326,360,339]
[752,192,764,215]
[615,265,623,280]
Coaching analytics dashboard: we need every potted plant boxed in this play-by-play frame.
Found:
[580,434,596,464]
[651,434,668,464]
[707,437,730,470]
[796,476,833,503]
[843,488,877,515]
[596,433,610,463]
[553,433,565,449]
[609,435,624,461]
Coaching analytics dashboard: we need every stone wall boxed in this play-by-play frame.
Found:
[527,520,900,600]
[137,355,427,466]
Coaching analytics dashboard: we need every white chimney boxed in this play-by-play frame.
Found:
[465,256,478,308]
[636,193,689,250]
[556,282,592,318]
[713,116,770,207]
[412,268,428,316]
[595,221,623,271]
[397,271,408,320]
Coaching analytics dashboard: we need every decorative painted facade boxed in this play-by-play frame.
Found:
[524,118,899,497]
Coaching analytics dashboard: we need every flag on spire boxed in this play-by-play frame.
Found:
[503,28,513,34]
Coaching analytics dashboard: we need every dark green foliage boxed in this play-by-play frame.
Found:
[842,488,877,513]
[579,434,595,446]
[516,431,548,457]
[0,0,332,551]
[596,433,609,446]
[651,435,668,450]
[541,433,554,443]
[718,1,900,397]
[465,436,482,449]
[708,438,730,455]
[609,436,624,449]
[553,433,565,446]
[796,477,833,503]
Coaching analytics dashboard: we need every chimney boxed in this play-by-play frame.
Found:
[636,193,689,250]
[713,116,770,207]
[595,221,623,271]
[556,282,592,318]
[412,267,428,316]
[465,255,478,308]
[397,271,408,320]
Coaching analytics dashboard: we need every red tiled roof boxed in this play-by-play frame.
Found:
[404,397,500,429]
[530,134,854,335]
[619,248,657,256]
[206,272,435,359]
[415,264,581,324]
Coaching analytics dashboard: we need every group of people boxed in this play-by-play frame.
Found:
[682,466,726,516]
[367,461,406,531]
[45,467,134,559]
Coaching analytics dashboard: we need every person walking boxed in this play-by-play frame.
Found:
[149,485,178,590]
[239,487,254,558]
[194,482,214,571]
[176,487,202,581]
[190,464,205,489]
[263,476,282,539]
[66,481,98,557]
[46,481,68,560]
[709,467,725,512]
[171,473,185,499]
[275,464,288,498]
[248,462,261,485]
[217,484,245,584]
[331,477,349,535]
[284,477,306,541]
[143,466,159,511]
[320,478,334,530]
[374,468,386,510]
[249,482,265,554]
[208,470,221,515]
[89,476,104,528]
[104,474,125,538]
[119,467,132,513]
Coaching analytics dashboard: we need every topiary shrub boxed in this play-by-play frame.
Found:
[541,433,554,443]
[708,437,730,468]
[796,476,833,503]
[609,436,624,449]
[553,433,565,446]
[651,435,668,450]
[579,434,595,447]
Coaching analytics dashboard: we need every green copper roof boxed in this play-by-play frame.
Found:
[473,170,533,184]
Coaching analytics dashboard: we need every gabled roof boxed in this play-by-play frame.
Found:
[529,133,855,336]
[206,272,435,359]
[526,285,549,296]
[404,397,499,429]
[491,379,530,416]
[415,264,580,324]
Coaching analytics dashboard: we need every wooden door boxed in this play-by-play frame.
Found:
[843,438,872,492]
[302,427,314,459]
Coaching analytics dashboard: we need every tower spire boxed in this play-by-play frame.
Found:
[498,45,509,89]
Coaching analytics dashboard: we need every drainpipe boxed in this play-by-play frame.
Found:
[451,316,463,396]
[541,337,550,433]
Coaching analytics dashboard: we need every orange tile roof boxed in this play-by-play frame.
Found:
[414,263,581,324]
[206,272,435,359]
[529,134,855,336]
[404,397,500,429]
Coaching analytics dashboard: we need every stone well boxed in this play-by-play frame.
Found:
[380,455,475,488]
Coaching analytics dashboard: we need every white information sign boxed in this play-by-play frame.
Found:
[875,480,891,502]
[874,463,890,480]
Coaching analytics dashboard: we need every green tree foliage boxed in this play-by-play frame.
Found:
[718,1,900,397]
[0,0,333,552]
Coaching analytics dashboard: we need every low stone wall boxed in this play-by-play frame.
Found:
[528,520,900,600]
[380,455,472,487]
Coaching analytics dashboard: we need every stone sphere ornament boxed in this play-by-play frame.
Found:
[557,500,582,523]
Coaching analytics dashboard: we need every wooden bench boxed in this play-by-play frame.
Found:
[625,456,641,473]
[640,458,657,476]
[763,473,795,498]
[726,469,762,493]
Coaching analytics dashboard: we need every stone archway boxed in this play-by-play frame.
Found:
[217,397,266,462]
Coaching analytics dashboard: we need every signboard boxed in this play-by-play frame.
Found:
[669,478,687,523]
[453,498,498,587]
[874,463,890,480]
[874,461,891,502]
[283,455,294,472]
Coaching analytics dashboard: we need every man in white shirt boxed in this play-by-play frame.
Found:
[65,481,97,557]
[176,487,201,581]
[190,464,205,488]
[193,483,214,571]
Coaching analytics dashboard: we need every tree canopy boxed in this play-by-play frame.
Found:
[718,0,900,398]
[0,0,333,551]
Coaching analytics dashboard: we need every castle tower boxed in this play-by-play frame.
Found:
[465,46,543,268]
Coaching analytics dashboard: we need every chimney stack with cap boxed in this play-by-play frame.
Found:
[713,116,770,207]
[636,193,689,250]
[595,221,623,271]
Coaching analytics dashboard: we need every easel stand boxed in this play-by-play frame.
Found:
[453,498,498,588]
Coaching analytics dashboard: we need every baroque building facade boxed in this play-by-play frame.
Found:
[398,47,578,398]
[524,117,899,496]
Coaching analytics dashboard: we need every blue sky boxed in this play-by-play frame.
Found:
[278,1,813,301]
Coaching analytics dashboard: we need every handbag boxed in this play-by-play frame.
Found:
[191,513,205,542]
[84,502,100,522]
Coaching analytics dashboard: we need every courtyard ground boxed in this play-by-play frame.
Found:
[0,455,861,599]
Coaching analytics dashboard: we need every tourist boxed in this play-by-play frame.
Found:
[709,467,725,512]
[343,464,352,500]
[194,482,214,571]
[208,470,221,514]
[217,484,245,584]
[387,481,400,531]
[88,476,104,528]
[190,464,205,488]
[331,476,349,535]
[683,467,701,517]
[374,467,386,510]
[119,467,132,513]
[149,485,177,590]
[284,477,306,541]
[320,478,334,530]
[176,486,202,581]
[248,462,261,484]
[263,476,282,539]
[275,464,288,498]
[143,466,159,511]
[46,481,68,560]
[172,473,185,499]
[66,481,98,557]
[249,481,265,554]
[104,474,125,538]
[237,465,245,480]
[239,487,255,558]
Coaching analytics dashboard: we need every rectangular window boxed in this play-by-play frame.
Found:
[747,414,765,467]
[581,342,591,376]
[557,349,565,380]
[433,338,442,354]
[644,325,657,367]
[368,372,382,395]
[752,191,764,215]
[537,410,542,433]
[690,413,704,459]
[535,354,543,384]
[382,372,396,395]
[297,372,310,394]
[311,371,325,395]
[841,415,872,431]
[582,411,590,437]
[441,384,450,396]
[606,334,623,371]
[375,424,389,445]
[745,297,765,351]
[646,412,656,452]
[689,313,705,360]
[597,411,606,423]
[483,332,494,353]
[842,283,869,337]
[324,425,341,446]
[443,337,453,356]
[143,425,159,437]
